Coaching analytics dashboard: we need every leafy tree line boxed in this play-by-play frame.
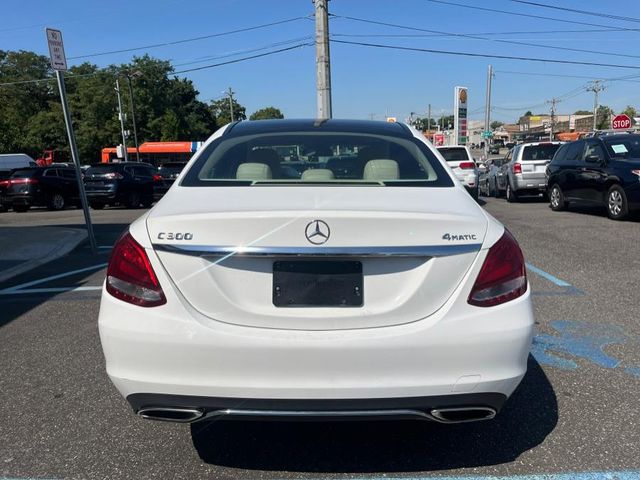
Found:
[0,50,284,163]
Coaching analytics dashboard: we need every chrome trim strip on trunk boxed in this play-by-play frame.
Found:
[152,243,482,258]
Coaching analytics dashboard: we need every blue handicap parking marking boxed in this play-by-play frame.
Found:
[525,263,585,297]
[351,470,640,479]
[532,320,640,377]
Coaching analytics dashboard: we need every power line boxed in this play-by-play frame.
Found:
[171,36,313,67]
[0,43,312,87]
[330,39,640,70]
[424,0,640,33]
[332,27,629,38]
[507,0,640,24]
[172,42,312,74]
[335,14,640,60]
[67,16,310,60]
[495,70,640,84]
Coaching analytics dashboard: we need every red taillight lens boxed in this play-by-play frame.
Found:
[459,161,475,169]
[10,178,39,185]
[106,232,166,307]
[153,174,163,182]
[104,172,124,180]
[512,163,522,174]
[468,230,527,307]
[0,180,9,188]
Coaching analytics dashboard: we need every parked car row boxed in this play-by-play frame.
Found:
[0,161,187,213]
[478,134,640,220]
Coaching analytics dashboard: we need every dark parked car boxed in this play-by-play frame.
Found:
[2,167,79,212]
[153,162,187,200]
[546,134,640,220]
[84,162,156,209]
[0,170,12,212]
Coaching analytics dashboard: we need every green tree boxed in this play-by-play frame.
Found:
[210,97,246,127]
[523,110,533,117]
[490,121,504,130]
[438,114,455,130]
[596,105,613,130]
[573,110,592,115]
[250,106,284,120]
[622,105,637,126]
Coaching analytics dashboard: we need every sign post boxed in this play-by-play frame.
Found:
[46,28,97,255]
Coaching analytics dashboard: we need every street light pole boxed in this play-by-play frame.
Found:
[484,65,493,159]
[115,78,128,162]
[227,87,235,122]
[125,73,140,162]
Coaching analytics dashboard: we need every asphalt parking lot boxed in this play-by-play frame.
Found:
[1,201,639,480]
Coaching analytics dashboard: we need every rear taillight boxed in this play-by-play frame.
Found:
[468,229,527,307]
[512,163,522,174]
[10,178,39,185]
[106,232,166,307]
[459,161,475,169]
[632,169,640,179]
[104,172,124,180]
[0,180,9,188]
[153,174,163,182]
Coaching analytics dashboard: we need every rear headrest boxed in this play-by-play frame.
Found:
[301,168,335,181]
[236,162,272,180]
[363,159,399,180]
[247,148,280,175]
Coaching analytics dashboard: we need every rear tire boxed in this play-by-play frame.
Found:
[90,202,105,210]
[13,204,29,213]
[506,183,518,203]
[549,184,567,211]
[48,193,65,211]
[607,185,628,220]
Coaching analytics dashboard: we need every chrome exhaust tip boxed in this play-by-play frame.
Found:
[137,407,204,423]
[430,406,496,423]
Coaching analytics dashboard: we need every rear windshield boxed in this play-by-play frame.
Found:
[438,147,470,162]
[182,132,453,187]
[86,165,120,175]
[604,136,640,160]
[522,144,561,160]
[10,169,39,178]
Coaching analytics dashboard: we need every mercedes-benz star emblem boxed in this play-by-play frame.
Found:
[305,220,330,245]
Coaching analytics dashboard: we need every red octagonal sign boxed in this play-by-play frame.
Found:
[611,114,631,130]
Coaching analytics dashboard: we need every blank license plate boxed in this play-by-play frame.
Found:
[273,261,363,307]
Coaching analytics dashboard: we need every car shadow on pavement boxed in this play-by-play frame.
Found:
[0,222,129,329]
[191,356,557,473]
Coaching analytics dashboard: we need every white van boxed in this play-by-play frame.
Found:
[0,154,37,171]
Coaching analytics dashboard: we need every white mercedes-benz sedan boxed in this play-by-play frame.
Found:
[99,119,534,425]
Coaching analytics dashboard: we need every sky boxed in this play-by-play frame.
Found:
[2,0,640,125]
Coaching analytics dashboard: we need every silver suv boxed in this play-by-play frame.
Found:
[497,141,563,202]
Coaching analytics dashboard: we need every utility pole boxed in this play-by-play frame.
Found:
[124,73,140,162]
[427,104,432,133]
[314,0,332,119]
[587,80,604,131]
[226,87,235,122]
[548,97,559,140]
[115,78,128,162]
[484,65,493,159]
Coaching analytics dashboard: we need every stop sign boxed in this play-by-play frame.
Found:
[611,114,631,130]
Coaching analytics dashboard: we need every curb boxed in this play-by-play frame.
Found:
[0,229,88,284]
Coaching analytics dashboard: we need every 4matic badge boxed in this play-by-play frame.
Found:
[442,233,477,241]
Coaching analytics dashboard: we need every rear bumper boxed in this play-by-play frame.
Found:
[514,175,546,192]
[85,192,117,202]
[127,391,507,423]
[9,195,38,206]
[625,182,640,209]
[100,286,534,405]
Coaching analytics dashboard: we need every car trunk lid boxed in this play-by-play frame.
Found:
[148,186,487,330]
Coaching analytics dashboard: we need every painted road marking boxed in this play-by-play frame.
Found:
[532,320,640,378]
[0,263,107,295]
[526,263,571,287]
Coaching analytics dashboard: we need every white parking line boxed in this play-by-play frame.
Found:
[0,263,107,295]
